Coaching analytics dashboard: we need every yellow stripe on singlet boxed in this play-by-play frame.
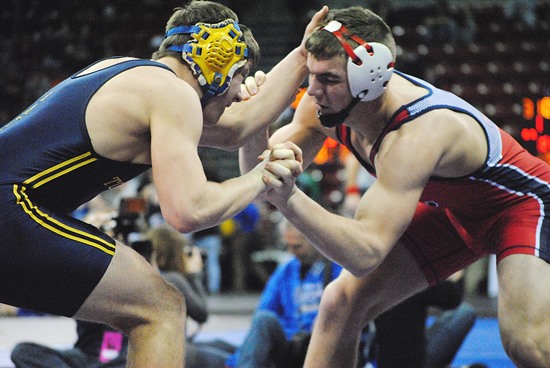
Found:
[12,184,116,256]
[23,151,98,189]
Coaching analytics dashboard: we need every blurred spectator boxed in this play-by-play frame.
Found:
[225,219,342,368]
[136,171,165,228]
[148,225,235,368]
[373,271,481,368]
[504,0,537,29]
[192,225,224,294]
[423,0,477,44]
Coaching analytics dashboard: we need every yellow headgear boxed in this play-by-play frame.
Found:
[166,19,249,106]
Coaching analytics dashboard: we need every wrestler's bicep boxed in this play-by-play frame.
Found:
[355,136,436,251]
[354,179,421,252]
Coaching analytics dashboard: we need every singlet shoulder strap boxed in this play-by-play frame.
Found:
[368,70,439,165]
[336,124,376,175]
[368,108,412,166]
[377,71,502,169]
[72,57,176,79]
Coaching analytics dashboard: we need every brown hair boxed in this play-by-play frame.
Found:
[147,225,189,274]
[305,6,396,62]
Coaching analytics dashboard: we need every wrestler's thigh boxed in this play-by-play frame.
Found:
[330,242,429,322]
[0,202,117,317]
[403,204,480,285]
[73,242,173,326]
[497,254,550,345]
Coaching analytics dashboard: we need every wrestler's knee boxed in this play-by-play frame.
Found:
[321,279,350,311]
[150,278,185,323]
[158,279,186,319]
[500,319,550,368]
[317,277,369,327]
[119,277,185,334]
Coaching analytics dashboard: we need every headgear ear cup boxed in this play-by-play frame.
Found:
[165,19,249,105]
[347,43,394,101]
[322,21,394,101]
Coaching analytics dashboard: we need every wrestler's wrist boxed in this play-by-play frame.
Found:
[291,46,309,69]
[286,187,300,206]
[269,185,298,209]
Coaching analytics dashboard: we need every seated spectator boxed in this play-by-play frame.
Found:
[373,270,485,368]
[147,225,234,368]
[225,218,343,368]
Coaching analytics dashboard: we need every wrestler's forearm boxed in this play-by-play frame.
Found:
[235,46,308,132]
[274,189,383,277]
[239,128,269,175]
[203,47,308,150]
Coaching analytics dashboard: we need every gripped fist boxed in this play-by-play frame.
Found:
[259,142,303,206]
[257,142,303,185]
[240,70,267,100]
[263,142,303,166]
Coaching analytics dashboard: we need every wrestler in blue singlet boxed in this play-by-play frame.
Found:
[0,58,171,316]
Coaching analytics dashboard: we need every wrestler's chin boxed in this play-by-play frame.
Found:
[202,106,224,127]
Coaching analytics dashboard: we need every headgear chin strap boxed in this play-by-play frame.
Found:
[323,20,394,102]
[166,19,249,107]
[318,98,361,128]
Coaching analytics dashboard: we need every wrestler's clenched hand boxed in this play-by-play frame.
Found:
[260,142,303,205]
[240,71,267,100]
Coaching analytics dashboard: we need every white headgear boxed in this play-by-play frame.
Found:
[322,20,394,101]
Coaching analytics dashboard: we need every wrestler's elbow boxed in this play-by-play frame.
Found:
[346,244,386,278]
[346,261,378,278]
[163,208,203,234]
[165,217,198,234]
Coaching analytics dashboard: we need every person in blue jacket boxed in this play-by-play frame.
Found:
[225,218,342,368]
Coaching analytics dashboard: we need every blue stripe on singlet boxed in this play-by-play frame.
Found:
[471,163,550,257]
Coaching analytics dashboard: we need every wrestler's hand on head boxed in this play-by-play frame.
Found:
[240,70,267,100]
[299,6,329,54]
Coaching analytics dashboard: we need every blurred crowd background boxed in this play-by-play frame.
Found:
[1,0,549,297]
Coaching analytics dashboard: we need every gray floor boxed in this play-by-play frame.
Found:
[0,293,259,368]
[0,292,497,368]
